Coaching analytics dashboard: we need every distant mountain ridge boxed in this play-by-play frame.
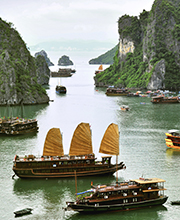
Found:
[30,40,116,52]
[89,44,118,64]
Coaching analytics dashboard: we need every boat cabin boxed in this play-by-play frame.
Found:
[76,178,166,204]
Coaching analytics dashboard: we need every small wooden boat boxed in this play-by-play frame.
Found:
[165,129,180,149]
[120,105,129,111]
[14,208,32,217]
[95,65,103,75]
[171,200,180,205]
[12,123,126,179]
[56,85,67,94]
[65,177,168,213]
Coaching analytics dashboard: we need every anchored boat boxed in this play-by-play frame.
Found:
[12,123,125,178]
[56,85,67,94]
[151,95,180,104]
[51,68,75,77]
[165,129,180,149]
[65,177,168,213]
[105,87,129,96]
[0,101,38,135]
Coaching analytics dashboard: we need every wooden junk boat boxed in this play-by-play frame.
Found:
[0,101,38,135]
[165,129,180,149]
[151,95,180,104]
[65,177,168,213]
[51,68,75,77]
[105,87,129,96]
[12,123,126,178]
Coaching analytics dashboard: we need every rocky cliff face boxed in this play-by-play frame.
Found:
[35,50,54,66]
[58,55,73,66]
[95,0,180,91]
[35,55,50,85]
[0,18,49,105]
[118,0,180,90]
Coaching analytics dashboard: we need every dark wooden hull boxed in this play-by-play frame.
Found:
[56,90,66,94]
[14,208,32,217]
[13,162,125,179]
[67,196,168,213]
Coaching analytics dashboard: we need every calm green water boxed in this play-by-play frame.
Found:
[0,56,180,219]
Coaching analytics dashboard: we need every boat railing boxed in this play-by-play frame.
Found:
[14,154,95,162]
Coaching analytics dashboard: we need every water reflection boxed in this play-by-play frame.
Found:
[166,148,180,157]
[13,175,117,197]
[0,103,49,119]
[65,203,167,220]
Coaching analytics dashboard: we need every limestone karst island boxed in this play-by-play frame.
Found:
[94,0,180,92]
[0,18,50,106]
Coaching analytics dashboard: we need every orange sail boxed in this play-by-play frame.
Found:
[43,128,64,156]
[98,65,103,71]
[69,122,93,156]
[99,123,119,155]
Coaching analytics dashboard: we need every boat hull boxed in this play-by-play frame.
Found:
[66,196,168,213]
[13,162,125,179]
[106,93,128,96]
[165,138,180,149]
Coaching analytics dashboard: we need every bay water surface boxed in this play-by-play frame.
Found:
[0,51,180,219]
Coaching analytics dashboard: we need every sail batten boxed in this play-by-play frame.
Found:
[99,123,119,155]
[43,128,64,156]
[69,122,93,156]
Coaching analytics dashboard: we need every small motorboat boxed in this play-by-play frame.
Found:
[121,105,129,111]
[171,201,180,205]
[14,208,33,217]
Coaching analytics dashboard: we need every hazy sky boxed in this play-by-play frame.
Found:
[0,0,153,47]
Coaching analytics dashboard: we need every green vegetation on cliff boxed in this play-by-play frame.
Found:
[95,0,180,91]
[0,17,49,105]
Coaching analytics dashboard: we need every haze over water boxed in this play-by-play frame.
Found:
[0,51,180,220]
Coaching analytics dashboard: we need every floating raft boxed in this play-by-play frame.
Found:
[14,208,33,217]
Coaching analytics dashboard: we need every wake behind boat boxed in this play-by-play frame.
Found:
[65,177,168,213]
[12,123,126,178]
